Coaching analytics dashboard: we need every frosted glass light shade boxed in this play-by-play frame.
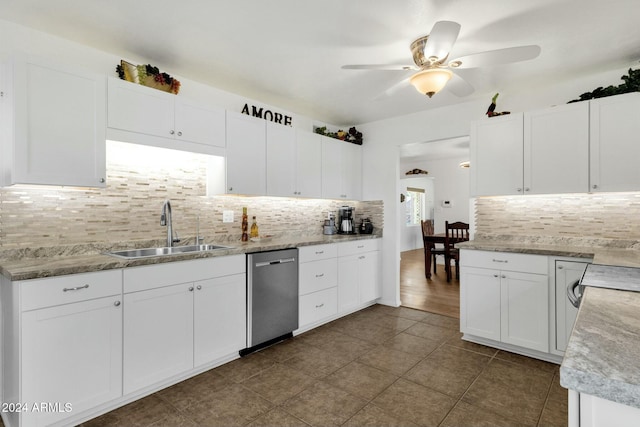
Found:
[409,69,453,98]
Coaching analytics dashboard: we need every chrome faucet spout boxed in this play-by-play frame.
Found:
[161,200,180,247]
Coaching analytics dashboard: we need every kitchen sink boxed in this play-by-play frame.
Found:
[105,244,233,259]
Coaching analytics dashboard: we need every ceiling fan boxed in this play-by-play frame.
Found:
[342,21,541,98]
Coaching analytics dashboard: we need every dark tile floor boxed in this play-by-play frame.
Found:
[81,305,567,427]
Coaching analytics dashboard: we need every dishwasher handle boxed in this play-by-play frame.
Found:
[567,279,583,308]
[255,257,296,268]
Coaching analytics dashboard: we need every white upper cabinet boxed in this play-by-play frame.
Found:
[470,113,524,196]
[294,130,322,198]
[524,102,589,194]
[266,122,296,197]
[1,55,106,187]
[225,111,266,195]
[321,136,362,200]
[107,77,225,153]
[589,92,640,192]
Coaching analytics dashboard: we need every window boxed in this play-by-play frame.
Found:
[405,187,425,226]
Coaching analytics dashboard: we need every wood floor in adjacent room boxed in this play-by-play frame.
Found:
[400,249,460,318]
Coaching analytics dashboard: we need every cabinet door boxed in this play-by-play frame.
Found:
[321,136,343,199]
[524,102,589,194]
[359,251,381,303]
[295,130,322,198]
[194,274,246,367]
[123,283,194,394]
[175,98,225,147]
[22,296,122,427]
[266,122,296,197]
[555,261,588,352]
[460,266,501,341]
[225,112,266,195]
[12,57,106,187]
[107,77,174,140]
[470,113,524,196]
[590,92,640,192]
[500,271,549,352]
[342,142,362,200]
[337,255,360,313]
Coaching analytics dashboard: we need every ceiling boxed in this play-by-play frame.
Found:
[1,0,639,128]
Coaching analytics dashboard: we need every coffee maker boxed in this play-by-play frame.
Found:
[337,206,355,234]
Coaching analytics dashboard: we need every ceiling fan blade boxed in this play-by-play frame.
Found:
[373,76,411,100]
[446,73,474,97]
[449,45,541,69]
[423,21,461,61]
[342,64,417,71]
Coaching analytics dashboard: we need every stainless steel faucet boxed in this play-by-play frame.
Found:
[160,199,180,247]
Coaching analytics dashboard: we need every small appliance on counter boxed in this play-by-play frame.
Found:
[323,212,337,235]
[359,218,374,234]
[338,206,356,234]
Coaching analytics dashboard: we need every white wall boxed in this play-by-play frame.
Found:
[399,177,434,252]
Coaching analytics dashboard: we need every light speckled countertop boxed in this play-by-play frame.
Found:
[460,237,640,409]
[0,234,381,281]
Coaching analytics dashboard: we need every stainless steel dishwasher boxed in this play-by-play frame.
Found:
[242,248,299,355]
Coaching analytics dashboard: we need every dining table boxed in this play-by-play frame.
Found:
[423,233,468,279]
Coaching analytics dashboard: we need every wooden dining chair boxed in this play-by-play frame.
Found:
[444,221,470,282]
[421,220,446,278]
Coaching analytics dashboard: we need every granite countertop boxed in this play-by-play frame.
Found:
[560,283,640,409]
[457,238,640,268]
[0,234,381,281]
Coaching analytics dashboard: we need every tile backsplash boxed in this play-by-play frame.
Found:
[475,193,640,245]
[0,141,383,250]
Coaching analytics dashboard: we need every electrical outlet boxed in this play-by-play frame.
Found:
[222,210,234,223]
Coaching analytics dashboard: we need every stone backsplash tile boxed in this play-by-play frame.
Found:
[475,193,640,243]
[0,141,383,249]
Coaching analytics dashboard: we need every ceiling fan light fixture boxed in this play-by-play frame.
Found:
[409,69,453,98]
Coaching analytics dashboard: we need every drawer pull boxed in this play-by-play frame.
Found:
[315,251,324,255]
[114,300,121,307]
[63,284,89,292]
[501,275,506,279]
[315,273,325,278]
[357,245,364,248]
[492,259,508,263]
[493,274,499,278]
[315,303,324,308]
[359,256,365,260]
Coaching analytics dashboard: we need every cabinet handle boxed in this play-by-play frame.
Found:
[492,259,508,263]
[516,188,522,192]
[357,245,364,248]
[359,256,365,259]
[557,265,564,270]
[315,273,324,278]
[228,187,233,192]
[315,303,324,308]
[315,251,324,254]
[501,275,506,279]
[170,130,175,135]
[592,184,598,190]
[99,178,105,183]
[197,285,202,290]
[493,274,499,278]
[63,284,89,292]
[114,301,121,307]
[177,131,182,136]
[524,187,530,192]
[189,286,194,292]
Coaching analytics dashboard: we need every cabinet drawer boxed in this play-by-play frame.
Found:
[337,239,380,257]
[460,250,547,274]
[20,270,122,311]
[298,244,337,263]
[299,258,338,295]
[299,287,337,327]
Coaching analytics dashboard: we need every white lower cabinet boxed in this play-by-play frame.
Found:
[570,390,640,427]
[298,244,339,330]
[337,240,381,313]
[1,270,122,427]
[123,256,246,395]
[460,250,549,354]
